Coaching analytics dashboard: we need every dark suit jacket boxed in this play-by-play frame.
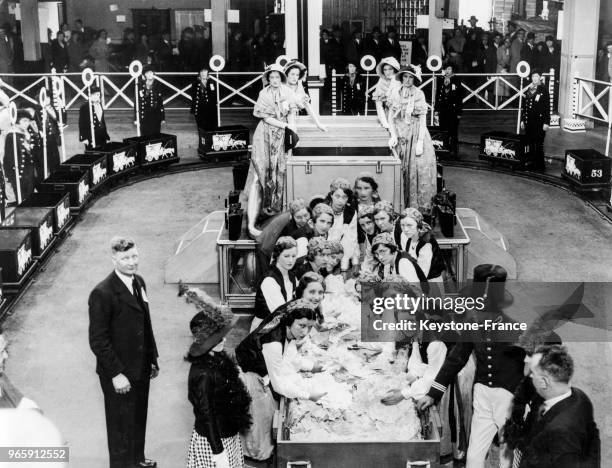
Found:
[519,387,600,468]
[78,101,109,145]
[89,272,159,382]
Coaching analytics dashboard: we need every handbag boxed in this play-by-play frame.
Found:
[284,127,299,152]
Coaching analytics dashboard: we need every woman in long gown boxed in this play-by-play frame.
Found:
[247,64,296,237]
[388,66,437,211]
[371,57,401,129]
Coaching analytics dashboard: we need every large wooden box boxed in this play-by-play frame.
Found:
[1,207,55,257]
[61,153,108,190]
[276,398,440,468]
[198,125,249,161]
[289,116,402,208]
[562,149,611,189]
[479,131,531,167]
[0,229,35,284]
[428,126,450,156]
[86,141,138,177]
[123,133,179,168]
[20,193,72,234]
[37,170,90,210]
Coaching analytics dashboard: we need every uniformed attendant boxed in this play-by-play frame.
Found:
[520,69,550,172]
[24,108,43,183]
[435,65,464,158]
[190,67,218,131]
[137,66,165,137]
[417,264,526,468]
[340,61,366,116]
[79,85,109,150]
[4,110,38,202]
[35,101,62,174]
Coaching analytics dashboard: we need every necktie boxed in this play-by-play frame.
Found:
[132,277,146,311]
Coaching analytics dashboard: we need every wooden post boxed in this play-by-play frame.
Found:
[211,0,229,58]
[21,0,41,61]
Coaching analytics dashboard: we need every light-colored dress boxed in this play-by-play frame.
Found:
[388,85,437,210]
[287,81,310,111]
[251,85,295,216]
[371,77,400,109]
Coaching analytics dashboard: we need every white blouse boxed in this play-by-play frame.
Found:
[400,234,433,277]
[327,210,358,269]
[262,339,314,399]
[401,341,447,400]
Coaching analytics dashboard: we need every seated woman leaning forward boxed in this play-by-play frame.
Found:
[252,236,298,332]
[325,177,359,272]
[373,200,397,234]
[394,207,446,282]
[293,237,332,281]
[370,232,429,294]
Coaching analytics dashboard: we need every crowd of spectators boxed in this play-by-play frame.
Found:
[316,17,561,78]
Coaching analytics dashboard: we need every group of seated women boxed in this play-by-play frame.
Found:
[233,172,452,461]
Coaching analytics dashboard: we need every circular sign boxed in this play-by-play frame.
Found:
[9,101,17,124]
[427,55,442,72]
[81,68,95,87]
[516,61,530,79]
[275,55,291,68]
[39,87,49,107]
[360,55,376,72]
[209,55,225,72]
[129,60,143,78]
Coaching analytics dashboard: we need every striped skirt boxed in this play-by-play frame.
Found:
[186,428,245,468]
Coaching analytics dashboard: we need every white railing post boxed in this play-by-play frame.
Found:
[331,69,337,116]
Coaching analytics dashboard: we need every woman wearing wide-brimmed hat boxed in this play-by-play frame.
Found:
[283,59,327,131]
[387,65,437,211]
[246,63,296,238]
[181,285,251,468]
[371,56,401,129]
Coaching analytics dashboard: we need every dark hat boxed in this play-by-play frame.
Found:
[16,109,32,122]
[469,16,478,22]
[530,68,542,77]
[468,264,513,309]
[395,65,422,83]
[545,35,555,42]
[89,85,101,94]
[526,32,535,39]
[142,65,155,74]
[179,283,237,356]
[283,59,307,80]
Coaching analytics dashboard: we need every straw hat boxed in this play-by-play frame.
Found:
[375,57,401,79]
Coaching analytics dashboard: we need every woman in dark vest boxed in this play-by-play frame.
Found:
[252,236,298,332]
[357,206,378,273]
[181,285,251,468]
[190,67,218,130]
[325,177,358,273]
[372,200,396,234]
[292,237,332,281]
[394,207,446,283]
[371,232,429,295]
[235,300,327,460]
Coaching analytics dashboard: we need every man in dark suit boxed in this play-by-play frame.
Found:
[79,85,109,149]
[363,27,383,63]
[381,26,402,62]
[520,345,600,468]
[521,69,550,171]
[89,237,159,468]
[521,32,538,69]
[435,65,464,157]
